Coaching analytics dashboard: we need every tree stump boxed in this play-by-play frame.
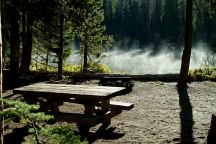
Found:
[207,114,216,144]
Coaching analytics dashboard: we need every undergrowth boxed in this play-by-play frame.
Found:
[30,61,111,74]
[189,66,216,81]
[0,99,87,144]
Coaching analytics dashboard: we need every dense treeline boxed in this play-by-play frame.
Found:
[1,0,110,82]
[103,0,216,51]
[1,0,216,78]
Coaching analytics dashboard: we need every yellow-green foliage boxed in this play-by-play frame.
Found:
[63,65,82,73]
[189,66,216,81]
[30,60,112,75]
[63,62,111,74]
[88,62,111,73]
[30,61,58,72]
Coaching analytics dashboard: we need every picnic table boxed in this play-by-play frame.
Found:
[13,83,134,135]
[98,76,134,89]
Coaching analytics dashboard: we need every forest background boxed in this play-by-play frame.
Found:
[1,0,216,76]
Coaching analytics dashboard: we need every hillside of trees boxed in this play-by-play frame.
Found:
[1,0,216,82]
[103,0,216,52]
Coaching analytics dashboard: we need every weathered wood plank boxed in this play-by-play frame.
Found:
[100,77,131,81]
[20,83,125,92]
[14,83,125,93]
[50,111,111,126]
[13,83,126,100]
[63,98,134,110]
[110,101,134,110]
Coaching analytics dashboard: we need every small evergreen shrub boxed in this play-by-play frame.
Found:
[24,123,87,144]
[1,99,87,144]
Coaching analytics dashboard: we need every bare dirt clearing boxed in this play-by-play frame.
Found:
[87,81,216,144]
[3,81,216,144]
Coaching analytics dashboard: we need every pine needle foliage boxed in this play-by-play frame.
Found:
[72,0,113,70]
[0,99,86,144]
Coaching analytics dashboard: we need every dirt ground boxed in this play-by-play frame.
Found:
[87,81,215,144]
[4,80,216,144]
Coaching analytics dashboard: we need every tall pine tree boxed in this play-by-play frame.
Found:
[73,0,113,72]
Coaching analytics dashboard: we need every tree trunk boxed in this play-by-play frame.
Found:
[20,1,33,75]
[45,49,49,72]
[9,5,20,87]
[58,15,64,80]
[1,0,5,62]
[178,0,193,87]
[0,8,4,144]
[83,44,88,72]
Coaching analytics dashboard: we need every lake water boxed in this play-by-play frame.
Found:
[68,43,210,74]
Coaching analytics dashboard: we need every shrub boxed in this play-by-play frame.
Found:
[87,61,111,73]
[63,65,82,73]
[30,61,112,76]
[1,99,87,144]
[24,123,87,144]
[189,66,216,81]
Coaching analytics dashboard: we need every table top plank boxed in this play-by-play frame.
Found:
[13,83,126,100]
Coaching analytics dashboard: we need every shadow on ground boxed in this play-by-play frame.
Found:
[4,126,29,144]
[177,85,194,144]
[86,127,125,144]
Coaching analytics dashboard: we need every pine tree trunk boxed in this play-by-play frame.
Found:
[1,1,5,62]
[58,15,64,80]
[0,8,4,144]
[9,5,20,87]
[20,1,33,75]
[83,44,88,72]
[45,49,49,72]
[178,0,193,87]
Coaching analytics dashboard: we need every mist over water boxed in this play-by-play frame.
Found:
[68,43,210,74]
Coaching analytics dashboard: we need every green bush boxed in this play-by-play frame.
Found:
[36,124,87,144]
[30,61,58,72]
[1,99,87,144]
[189,66,216,81]
[24,123,87,144]
[30,60,112,75]
[63,62,112,74]
[87,61,111,73]
[0,99,53,124]
[63,65,82,73]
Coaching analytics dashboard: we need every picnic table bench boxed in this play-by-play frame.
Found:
[98,76,134,89]
[13,83,134,135]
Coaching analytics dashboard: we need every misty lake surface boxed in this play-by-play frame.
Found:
[68,44,209,74]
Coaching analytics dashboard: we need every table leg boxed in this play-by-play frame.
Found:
[84,103,95,115]
[100,100,110,113]
[78,102,95,136]
[50,101,60,112]
[100,99,111,131]
[23,94,37,104]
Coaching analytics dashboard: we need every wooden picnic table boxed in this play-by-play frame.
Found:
[13,83,133,135]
